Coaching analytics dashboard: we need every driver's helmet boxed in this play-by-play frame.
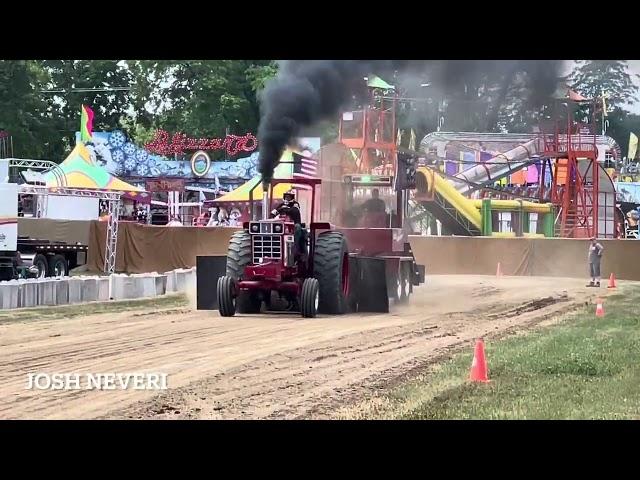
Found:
[283,190,296,205]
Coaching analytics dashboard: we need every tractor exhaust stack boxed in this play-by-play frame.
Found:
[262,191,269,220]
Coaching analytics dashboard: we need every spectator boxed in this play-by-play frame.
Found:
[587,237,604,287]
[166,216,182,227]
[206,206,221,227]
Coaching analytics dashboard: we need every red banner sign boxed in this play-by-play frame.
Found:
[145,179,186,192]
[145,130,258,157]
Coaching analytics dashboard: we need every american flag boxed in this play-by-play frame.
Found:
[292,151,318,190]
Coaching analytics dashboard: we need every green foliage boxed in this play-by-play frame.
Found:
[2,59,640,162]
[567,61,640,156]
[0,60,57,158]
[570,60,639,109]
[1,60,272,161]
[41,60,134,154]
[127,60,273,160]
[118,117,155,146]
[245,61,278,92]
[397,291,640,419]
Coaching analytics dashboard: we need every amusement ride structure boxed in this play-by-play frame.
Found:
[329,81,619,239]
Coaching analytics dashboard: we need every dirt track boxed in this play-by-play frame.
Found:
[0,275,604,419]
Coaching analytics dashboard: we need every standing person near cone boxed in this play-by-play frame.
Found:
[587,237,604,287]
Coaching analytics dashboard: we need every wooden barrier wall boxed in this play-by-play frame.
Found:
[409,236,640,280]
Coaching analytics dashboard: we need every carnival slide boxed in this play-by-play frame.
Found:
[449,139,539,195]
[414,167,482,235]
[411,136,551,235]
[413,166,551,236]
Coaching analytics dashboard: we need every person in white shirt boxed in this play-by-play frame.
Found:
[166,216,182,227]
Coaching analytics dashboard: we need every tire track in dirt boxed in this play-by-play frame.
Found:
[0,275,605,419]
[108,283,589,419]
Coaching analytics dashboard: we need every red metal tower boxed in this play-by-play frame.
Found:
[338,86,398,175]
[539,98,601,238]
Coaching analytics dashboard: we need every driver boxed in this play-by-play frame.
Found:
[271,190,301,224]
[270,190,306,256]
[361,188,386,214]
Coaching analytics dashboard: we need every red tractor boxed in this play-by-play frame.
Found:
[216,178,351,318]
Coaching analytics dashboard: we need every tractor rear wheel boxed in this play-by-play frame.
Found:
[399,263,411,304]
[300,278,319,318]
[225,230,261,313]
[313,231,349,314]
[226,230,252,278]
[217,276,236,317]
[388,270,401,303]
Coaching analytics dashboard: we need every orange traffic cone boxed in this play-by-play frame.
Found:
[496,262,503,277]
[469,338,490,383]
[595,298,605,317]
[607,273,617,289]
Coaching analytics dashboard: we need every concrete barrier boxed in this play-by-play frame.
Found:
[110,274,126,300]
[1,280,20,309]
[80,277,99,303]
[68,277,83,304]
[37,279,56,306]
[175,269,188,292]
[54,279,69,305]
[186,267,196,293]
[0,268,196,311]
[154,274,167,296]
[111,274,142,301]
[132,274,156,298]
[97,277,110,302]
[165,270,177,293]
[19,279,38,308]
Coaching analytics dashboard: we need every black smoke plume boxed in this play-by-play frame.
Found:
[257,60,562,186]
[257,61,370,187]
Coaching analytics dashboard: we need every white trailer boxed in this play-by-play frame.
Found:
[0,161,88,280]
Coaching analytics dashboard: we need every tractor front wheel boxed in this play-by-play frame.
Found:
[217,276,237,317]
[301,278,320,318]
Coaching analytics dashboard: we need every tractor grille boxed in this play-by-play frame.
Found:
[252,235,282,264]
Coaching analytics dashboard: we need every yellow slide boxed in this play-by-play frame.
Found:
[416,167,482,230]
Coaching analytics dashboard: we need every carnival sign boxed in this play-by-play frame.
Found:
[145,178,186,192]
[144,130,258,157]
[190,150,211,177]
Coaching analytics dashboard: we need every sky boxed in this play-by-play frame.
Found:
[121,60,640,118]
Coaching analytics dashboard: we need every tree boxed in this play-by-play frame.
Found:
[605,109,640,159]
[567,61,640,157]
[118,116,155,146]
[245,61,278,93]
[128,60,273,160]
[0,60,60,158]
[569,60,639,109]
[40,60,134,153]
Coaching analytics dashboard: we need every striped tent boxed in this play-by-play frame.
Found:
[43,143,150,203]
[214,151,296,205]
